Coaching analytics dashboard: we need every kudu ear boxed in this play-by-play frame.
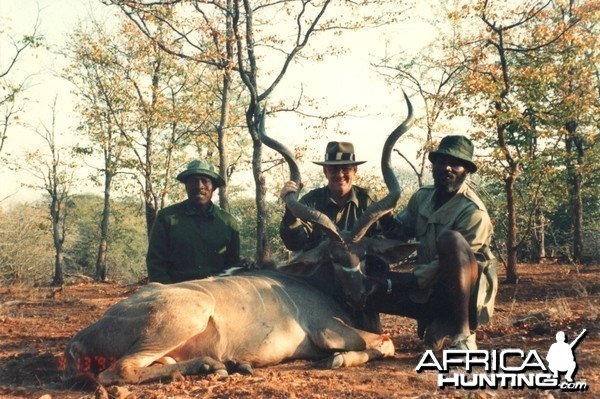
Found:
[276,241,329,276]
[363,238,418,265]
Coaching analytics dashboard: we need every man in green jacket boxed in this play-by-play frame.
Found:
[371,135,498,350]
[146,160,240,284]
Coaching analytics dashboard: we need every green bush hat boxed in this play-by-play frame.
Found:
[428,135,478,173]
[313,141,367,166]
[176,159,226,187]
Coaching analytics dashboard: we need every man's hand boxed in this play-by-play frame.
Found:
[378,210,394,229]
[365,275,392,296]
[238,258,257,271]
[279,181,301,201]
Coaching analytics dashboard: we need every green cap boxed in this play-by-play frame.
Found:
[176,160,226,187]
[428,135,477,173]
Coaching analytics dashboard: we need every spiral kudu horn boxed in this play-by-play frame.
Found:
[256,106,343,243]
[349,91,414,243]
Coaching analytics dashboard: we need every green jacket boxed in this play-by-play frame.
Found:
[280,185,380,252]
[386,183,497,327]
[146,200,240,283]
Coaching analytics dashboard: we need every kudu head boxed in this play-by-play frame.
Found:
[257,92,416,309]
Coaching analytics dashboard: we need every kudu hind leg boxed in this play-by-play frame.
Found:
[311,318,395,369]
[318,335,395,369]
[98,356,228,385]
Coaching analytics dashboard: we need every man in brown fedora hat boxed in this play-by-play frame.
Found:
[278,141,390,333]
[279,141,381,252]
[146,160,240,283]
[369,135,498,350]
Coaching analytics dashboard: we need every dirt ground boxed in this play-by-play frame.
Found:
[0,263,598,399]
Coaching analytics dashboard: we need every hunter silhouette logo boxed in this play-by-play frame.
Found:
[546,329,587,383]
[416,328,589,391]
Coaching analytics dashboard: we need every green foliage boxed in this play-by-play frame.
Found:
[380,0,600,268]
[63,195,148,283]
[477,169,600,262]
[104,198,149,282]
[0,195,148,286]
[65,16,250,236]
[228,195,289,263]
[0,192,301,286]
[0,203,54,286]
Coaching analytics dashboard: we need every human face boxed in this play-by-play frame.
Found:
[432,155,469,193]
[185,174,215,208]
[323,165,357,198]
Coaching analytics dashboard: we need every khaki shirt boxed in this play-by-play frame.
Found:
[280,185,380,252]
[389,183,494,288]
[386,183,498,328]
[146,200,240,283]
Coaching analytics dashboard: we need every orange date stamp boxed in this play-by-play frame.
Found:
[58,354,117,373]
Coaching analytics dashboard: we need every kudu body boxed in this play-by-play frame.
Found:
[63,94,414,386]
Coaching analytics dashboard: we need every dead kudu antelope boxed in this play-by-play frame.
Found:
[62,94,414,386]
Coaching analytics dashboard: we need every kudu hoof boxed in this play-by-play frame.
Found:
[316,352,344,369]
[237,363,254,375]
[214,368,229,377]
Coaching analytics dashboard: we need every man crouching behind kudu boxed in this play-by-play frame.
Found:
[372,135,498,351]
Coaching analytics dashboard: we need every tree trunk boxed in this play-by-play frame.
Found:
[528,204,545,263]
[505,175,519,283]
[495,99,520,283]
[565,122,584,263]
[53,249,64,286]
[145,196,157,238]
[218,71,231,212]
[144,125,157,237]
[528,226,540,263]
[144,51,160,237]
[218,128,230,212]
[95,172,113,281]
[571,171,584,262]
[253,136,269,265]
[50,197,64,286]
[218,7,235,213]
[144,139,157,238]
[537,205,546,259]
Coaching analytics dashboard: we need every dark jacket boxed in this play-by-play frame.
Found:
[279,185,380,252]
[146,200,240,283]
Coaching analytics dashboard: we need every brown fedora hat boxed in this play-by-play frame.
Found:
[312,141,366,166]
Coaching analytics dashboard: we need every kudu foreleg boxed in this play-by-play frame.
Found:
[97,356,228,385]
